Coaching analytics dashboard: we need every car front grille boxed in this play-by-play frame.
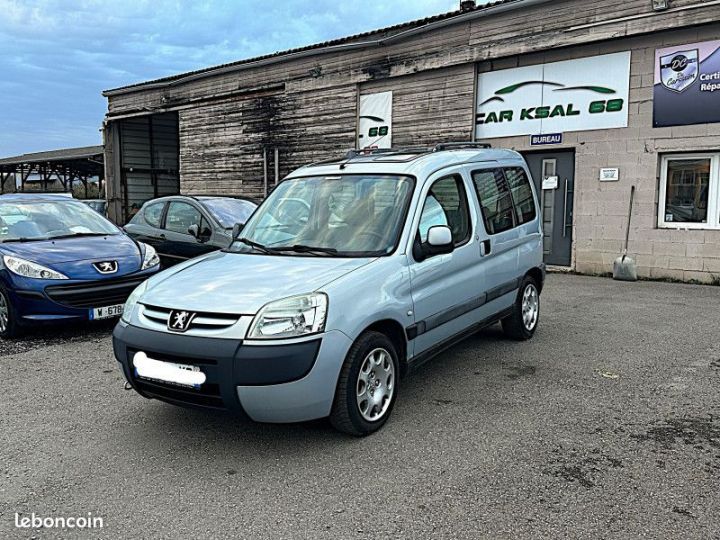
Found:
[45,276,147,309]
[141,304,239,331]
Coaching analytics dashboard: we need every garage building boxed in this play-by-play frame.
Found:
[102,0,720,282]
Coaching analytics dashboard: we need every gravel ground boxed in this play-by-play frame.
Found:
[1,274,719,539]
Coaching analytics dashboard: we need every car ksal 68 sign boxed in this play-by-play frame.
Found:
[475,52,631,139]
[654,40,720,127]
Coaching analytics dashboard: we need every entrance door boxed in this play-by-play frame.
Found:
[522,151,575,266]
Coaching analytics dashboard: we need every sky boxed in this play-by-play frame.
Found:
[0,0,460,157]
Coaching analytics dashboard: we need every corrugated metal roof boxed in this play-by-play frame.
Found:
[0,145,104,166]
[103,0,520,95]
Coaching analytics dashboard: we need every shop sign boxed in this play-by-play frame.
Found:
[358,92,393,149]
[654,40,720,127]
[475,52,631,139]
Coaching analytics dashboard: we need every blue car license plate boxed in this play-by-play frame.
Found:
[89,304,124,320]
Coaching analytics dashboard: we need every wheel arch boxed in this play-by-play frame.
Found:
[525,266,544,293]
[359,319,409,378]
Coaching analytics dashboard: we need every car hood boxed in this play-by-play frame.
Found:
[141,251,376,314]
[1,235,143,278]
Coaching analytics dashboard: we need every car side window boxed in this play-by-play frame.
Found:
[165,202,202,235]
[418,175,471,245]
[504,167,537,225]
[472,169,516,235]
[143,203,164,228]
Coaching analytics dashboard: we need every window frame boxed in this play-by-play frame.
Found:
[471,167,518,236]
[416,174,473,252]
[658,153,720,230]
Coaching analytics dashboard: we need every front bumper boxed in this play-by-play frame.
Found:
[112,322,353,423]
[6,270,157,323]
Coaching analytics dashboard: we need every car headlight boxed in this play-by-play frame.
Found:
[248,293,328,340]
[140,243,160,269]
[121,281,148,323]
[2,255,68,280]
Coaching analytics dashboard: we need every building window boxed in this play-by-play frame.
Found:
[659,154,720,230]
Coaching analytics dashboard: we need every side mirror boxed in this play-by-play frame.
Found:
[187,224,199,238]
[424,225,454,257]
[231,222,244,240]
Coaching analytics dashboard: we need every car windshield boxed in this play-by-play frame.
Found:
[0,200,119,242]
[232,175,414,256]
[202,198,258,228]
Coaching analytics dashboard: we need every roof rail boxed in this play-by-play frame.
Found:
[433,142,492,151]
[344,146,432,158]
[337,147,432,169]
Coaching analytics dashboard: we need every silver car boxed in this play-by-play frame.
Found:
[113,144,544,436]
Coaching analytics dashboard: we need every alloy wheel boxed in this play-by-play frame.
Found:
[521,284,539,331]
[0,292,9,334]
[356,348,395,422]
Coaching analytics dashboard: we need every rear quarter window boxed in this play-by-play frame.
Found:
[504,167,537,225]
[143,203,164,228]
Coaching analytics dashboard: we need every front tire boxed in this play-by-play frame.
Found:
[502,276,540,341]
[0,287,21,339]
[330,331,399,436]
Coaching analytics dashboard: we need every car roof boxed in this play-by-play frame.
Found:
[285,145,526,180]
[0,193,77,203]
[140,194,258,205]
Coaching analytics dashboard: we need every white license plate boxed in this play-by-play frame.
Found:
[133,351,206,388]
[90,304,124,320]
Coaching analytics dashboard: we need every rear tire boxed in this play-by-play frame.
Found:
[501,276,540,341]
[0,287,22,339]
[330,331,399,436]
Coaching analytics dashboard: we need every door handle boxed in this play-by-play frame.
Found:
[159,234,166,240]
[562,177,573,238]
[480,239,491,256]
[562,178,569,238]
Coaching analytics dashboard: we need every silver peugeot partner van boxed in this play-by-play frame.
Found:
[113,143,544,436]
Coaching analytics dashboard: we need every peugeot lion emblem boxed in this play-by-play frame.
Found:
[168,310,196,332]
[93,261,118,274]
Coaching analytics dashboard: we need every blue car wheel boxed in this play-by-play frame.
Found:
[0,287,20,339]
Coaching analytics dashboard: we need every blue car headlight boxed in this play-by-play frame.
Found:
[140,243,160,270]
[2,255,68,280]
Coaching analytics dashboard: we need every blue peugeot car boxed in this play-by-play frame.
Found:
[0,194,160,337]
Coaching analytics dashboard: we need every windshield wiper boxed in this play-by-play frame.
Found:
[234,237,276,254]
[1,237,49,243]
[47,232,112,240]
[272,244,339,256]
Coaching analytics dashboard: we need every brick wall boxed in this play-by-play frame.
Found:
[479,24,720,283]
